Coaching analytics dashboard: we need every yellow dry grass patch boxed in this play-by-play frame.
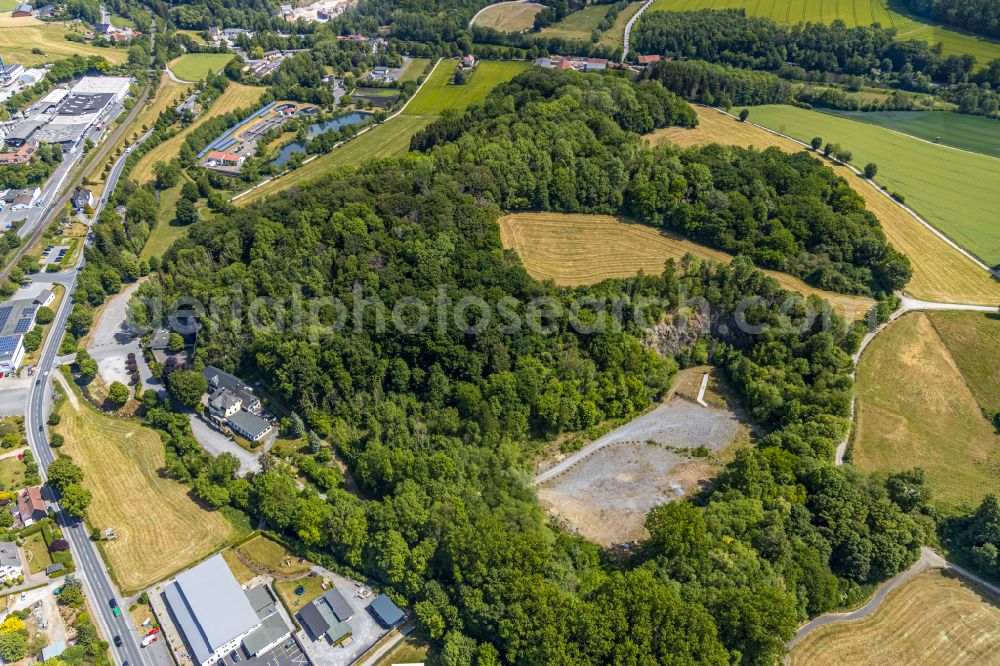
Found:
[0,15,127,66]
[790,568,1000,665]
[648,107,1000,306]
[854,311,1000,512]
[132,82,264,184]
[472,1,544,31]
[499,212,874,320]
[55,379,236,593]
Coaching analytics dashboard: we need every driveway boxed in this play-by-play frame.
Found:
[189,415,261,476]
[87,280,161,394]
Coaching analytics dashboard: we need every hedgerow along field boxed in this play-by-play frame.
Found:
[0,15,128,66]
[237,114,437,205]
[402,58,531,115]
[823,110,1000,159]
[498,212,875,320]
[649,106,1000,306]
[645,0,1000,64]
[747,104,1000,267]
[541,1,644,48]
[853,311,1000,513]
[471,1,544,32]
[790,568,1000,665]
[54,376,242,593]
[168,52,236,82]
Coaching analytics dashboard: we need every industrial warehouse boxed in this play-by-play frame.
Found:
[3,76,132,153]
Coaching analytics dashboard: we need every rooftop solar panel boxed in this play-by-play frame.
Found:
[13,319,31,334]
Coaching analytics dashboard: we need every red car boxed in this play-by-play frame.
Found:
[148,628,160,636]
[16,454,23,460]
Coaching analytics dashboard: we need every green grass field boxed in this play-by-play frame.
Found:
[238,114,437,204]
[646,0,1000,65]
[854,311,1000,513]
[168,53,235,82]
[542,1,643,48]
[403,58,530,116]
[748,104,1000,266]
[0,0,20,10]
[0,15,128,66]
[822,110,1000,159]
[398,57,432,82]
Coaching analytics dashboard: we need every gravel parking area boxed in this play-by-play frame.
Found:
[296,572,389,666]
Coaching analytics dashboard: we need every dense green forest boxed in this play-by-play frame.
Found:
[102,70,933,664]
[898,0,1000,39]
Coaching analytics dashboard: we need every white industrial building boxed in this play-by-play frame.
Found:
[70,76,132,103]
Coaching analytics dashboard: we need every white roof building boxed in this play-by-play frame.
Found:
[70,76,132,102]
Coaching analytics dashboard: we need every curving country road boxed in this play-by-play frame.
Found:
[621,0,654,62]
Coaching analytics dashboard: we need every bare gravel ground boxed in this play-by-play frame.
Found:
[537,395,743,546]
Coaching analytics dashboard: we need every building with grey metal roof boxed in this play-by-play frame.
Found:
[241,585,292,657]
[162,554,262,666]
[0,541,22,580]
[368,594,404,628]
[227,410,272,442]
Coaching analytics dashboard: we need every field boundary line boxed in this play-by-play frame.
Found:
[230,58,443,202]
[712,106,999,275]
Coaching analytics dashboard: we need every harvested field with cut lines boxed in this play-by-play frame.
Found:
[499,211,874,320]
[854,311,1000,513]
[54,376,240,593]
[789,568,1000,665]
[649,106,1000,306]
[471,1,544,31]
[0,15,128,66]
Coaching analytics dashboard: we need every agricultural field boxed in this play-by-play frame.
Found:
[542,1,643,47]
[167,53,236,82]
[237,114,436,205]
[853,311,1000,513]
[499,212,875,319]
[402,58,530,116]
[132,82,264,184]
[54,376,241,593]
[789,569,1000,665]
[748,104,1000,266]
[651,106,1000,305]
[645,0,1000,64]
[823,110,1000,159]
[471,1,544,32]
[537,367,748,546]
[925,311,1000,414]
[0,15,128,66]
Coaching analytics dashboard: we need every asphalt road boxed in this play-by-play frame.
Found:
[24,114,157,666]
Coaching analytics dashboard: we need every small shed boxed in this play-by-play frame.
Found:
[368,594,403,628]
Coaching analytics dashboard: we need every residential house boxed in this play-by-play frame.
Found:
[460,54,477,69]
[208,26,222,39]
[207,387,242,419]
[93,23,115,35]
[298,587,355,645]
[227,410,272,442]
[17,486,46,526]
[71,188,93,212]
[8,187,40,210]
[35,5,56,17]
[636,54,661,67]
[0,541,23,581]
[204,366,261,412]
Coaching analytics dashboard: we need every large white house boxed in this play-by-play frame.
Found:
[0,541,23,582]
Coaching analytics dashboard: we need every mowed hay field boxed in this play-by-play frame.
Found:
[748,104,1000,266]
[54,379,238,592]
[790,569,1000,665]
[650,107,1000,305]
[168,53,236,82]
[238,114,436,205]
[499,212,875,319]
[471,1,544,32]
[854,311,1000,512]
[542,1,643,47]
[132,82,264,184]
[926,311,1000,413]
[0,15,127,66]
[403,59,530,116]
[645,0,1000,64]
